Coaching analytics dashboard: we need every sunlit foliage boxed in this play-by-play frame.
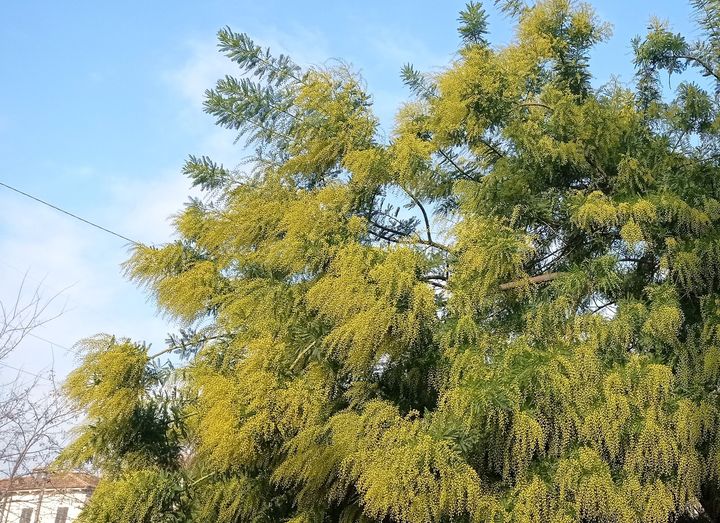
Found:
[63,1,720,521]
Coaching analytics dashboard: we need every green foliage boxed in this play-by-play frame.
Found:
[78,470,186,523]
[63,1,720,521]
[458,2,490,46]
[183,155,232,191]
[59,335,183,473]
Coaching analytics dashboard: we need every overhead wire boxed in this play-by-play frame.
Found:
[0,361,53,382]
[27,333,73,353]
[0,181,140,245]
[0,186,141,370]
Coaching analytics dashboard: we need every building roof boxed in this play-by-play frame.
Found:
[0,472,98,493]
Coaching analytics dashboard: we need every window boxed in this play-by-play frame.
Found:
[55,507,69,523]
[19,508,32,523]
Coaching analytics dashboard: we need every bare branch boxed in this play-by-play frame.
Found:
[0,278,75,489]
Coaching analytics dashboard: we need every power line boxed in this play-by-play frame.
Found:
[0,361,53,382]
[28,333,73,353]
[0,180,140,245]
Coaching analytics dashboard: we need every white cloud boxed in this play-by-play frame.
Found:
[164,39,230,109]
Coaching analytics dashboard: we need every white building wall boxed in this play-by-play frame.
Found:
[0,490,90,523]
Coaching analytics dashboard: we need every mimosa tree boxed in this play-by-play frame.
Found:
[62,1,720,521]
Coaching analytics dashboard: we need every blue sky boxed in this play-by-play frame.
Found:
[0,1,695,379]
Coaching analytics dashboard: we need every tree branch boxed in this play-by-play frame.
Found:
[675,54,720,82]
[420,278,447,289]
[499,272,562,290]
[369,219,453,253]
[403,190,434,246]
[584,152,608,181]
[437,149,480,182]
[475,137,505,160]
[148,346,176,360]
[519,102,553,111]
